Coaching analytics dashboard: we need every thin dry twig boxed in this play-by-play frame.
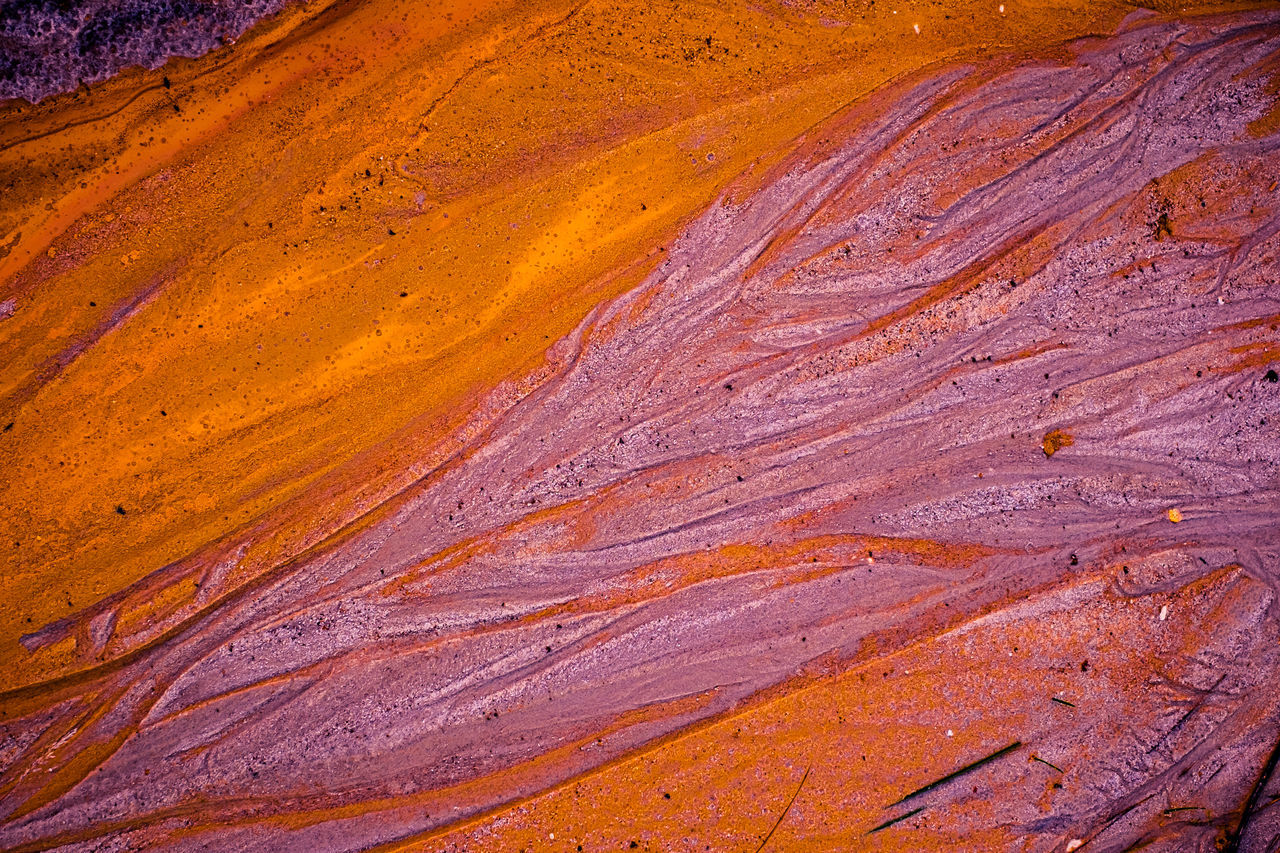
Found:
[755,765,811,853]
[888,741,1023,808]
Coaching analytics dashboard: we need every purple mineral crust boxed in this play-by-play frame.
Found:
[2,8,1280,852]
[0,0,294,103]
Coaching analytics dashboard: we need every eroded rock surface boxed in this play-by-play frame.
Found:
[1,5,1279,852]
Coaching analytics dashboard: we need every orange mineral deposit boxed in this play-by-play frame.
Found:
[2,0,1279,850]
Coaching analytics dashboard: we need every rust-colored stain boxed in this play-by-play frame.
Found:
[413,560,1277,852]
[1,0,1152,693]
[1041,429,1074,458]
[2,0,1280,850]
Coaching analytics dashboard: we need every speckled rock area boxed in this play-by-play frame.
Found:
[0,0,292,104]
[2,4,1280,852]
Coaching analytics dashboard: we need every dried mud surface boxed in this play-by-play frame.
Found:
[2,1,1280,851]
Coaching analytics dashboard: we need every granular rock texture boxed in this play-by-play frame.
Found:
[0,0,291,103]
[1,1,1279,851]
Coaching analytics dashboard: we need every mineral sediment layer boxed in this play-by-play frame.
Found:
[2,0,1279,851]
[0,0,292,104]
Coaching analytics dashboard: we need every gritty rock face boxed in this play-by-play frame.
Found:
[0,5,1279,853]
[0,0,291,103]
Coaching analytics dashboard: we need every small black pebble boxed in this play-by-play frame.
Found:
[115,505,127,515]
[1069,554,1078,566]
[2,422,12,432]
[1266,369,1278,383]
